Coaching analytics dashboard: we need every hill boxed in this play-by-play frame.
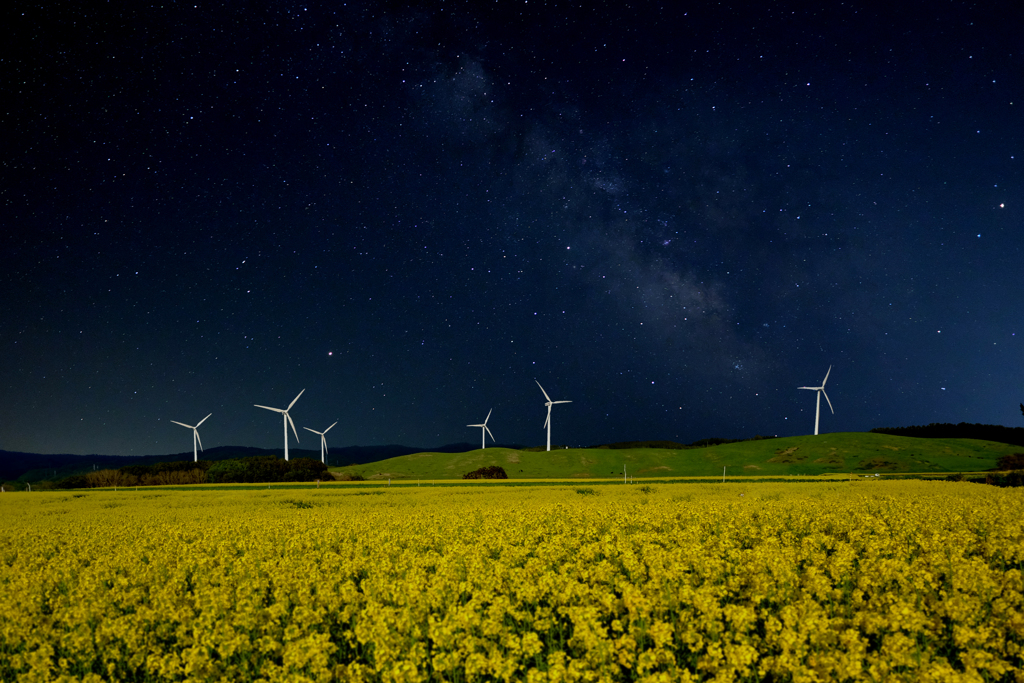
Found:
[330,432,1022,480]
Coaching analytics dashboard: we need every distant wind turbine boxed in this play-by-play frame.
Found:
[536,380,572,452]
[798,366,833,435]
[467,409,495,450]
[303,422,337,464]
[255,389,304,461]
[170,413,211,462]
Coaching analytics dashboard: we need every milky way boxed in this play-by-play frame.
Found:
[2,2,1021,454]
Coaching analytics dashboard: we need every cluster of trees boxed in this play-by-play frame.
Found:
[463,466,508,479]
[56,460,210,489]
[44,456,330,489]
[206,456,328,483]
[871,423,1024,447]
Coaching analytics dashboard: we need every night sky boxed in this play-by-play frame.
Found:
[3,2,1022,456]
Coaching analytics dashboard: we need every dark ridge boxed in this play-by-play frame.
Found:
[590,441,688,449]
[1,442,526,483]
[589,435,777,450]
[870,423,1024,448]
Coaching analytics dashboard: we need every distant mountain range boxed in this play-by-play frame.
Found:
[0,442,525,482]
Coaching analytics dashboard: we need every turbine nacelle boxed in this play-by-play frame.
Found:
[255,389,305,460]
[798,366,833,435]
[304,421,337,464]
[536,380,572,451]
[170,413,211,462]
[467,408,495,448]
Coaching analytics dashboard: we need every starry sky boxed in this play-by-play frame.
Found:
[3,1,1022,456]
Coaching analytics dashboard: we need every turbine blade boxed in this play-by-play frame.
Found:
[485,425,495,441]
[797,387,815,391]
[196,413,212,427]
[553,400,572,404]
[288,389,305,410]
[195,430,204,452]
[484,408,492,424]
[823,365,832,385]
[535,380,552,402]
[170,421,193,429]
[325,422,337,433]
[287,413,299,441]
[467,423,484,428]
[322,435,329,454]
[304,427,319,434]
[255,404,285,413]
[822,389,834,414]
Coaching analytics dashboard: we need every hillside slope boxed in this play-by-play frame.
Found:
[332,432,1020,480]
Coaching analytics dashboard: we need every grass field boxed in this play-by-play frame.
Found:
[331,431,1020,481]
[1,481,1022,681]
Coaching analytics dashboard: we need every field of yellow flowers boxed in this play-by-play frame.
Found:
[1,481,1022,682]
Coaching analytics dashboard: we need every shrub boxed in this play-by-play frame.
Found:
[56,475,90,489]
[207,459,250,484]
[463,466,508,480]
[995,453,1024,470]
[284,458,329,482]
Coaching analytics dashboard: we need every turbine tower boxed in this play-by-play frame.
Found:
[170,413,211,462]
[255,389,304,461]
[467,409,495,450]
[536,380,572,452]
[303,422,337,464]
[798,366,834,435]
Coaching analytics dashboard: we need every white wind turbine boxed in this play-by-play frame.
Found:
[798,366,834,435]
[170,413,211,462]
[255,389,304,461]
[536,380,572,452]
[467,409,495,450]
[303,422,337,464]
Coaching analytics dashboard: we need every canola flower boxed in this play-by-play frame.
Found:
[0,481,1022,682]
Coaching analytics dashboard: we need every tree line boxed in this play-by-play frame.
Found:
[870,422,1024,447]
[44,456,330,489]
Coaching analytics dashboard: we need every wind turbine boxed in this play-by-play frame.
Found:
[255,389,304,461]
[467,409,495,450]
[798,366,833,435]
[303,422,337,464]
[536,380,571,452]
[170,413,211,462]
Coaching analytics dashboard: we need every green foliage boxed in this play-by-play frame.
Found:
[574,487,597,495]
[959,471,1024,487]
[56,475,90,489]
[207,456,327,484]
[206,459,249,484]
[332,433,1019,481]
[995,453,1024,470]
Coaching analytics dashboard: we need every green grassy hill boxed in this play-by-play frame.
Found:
[330,432,1021,480]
